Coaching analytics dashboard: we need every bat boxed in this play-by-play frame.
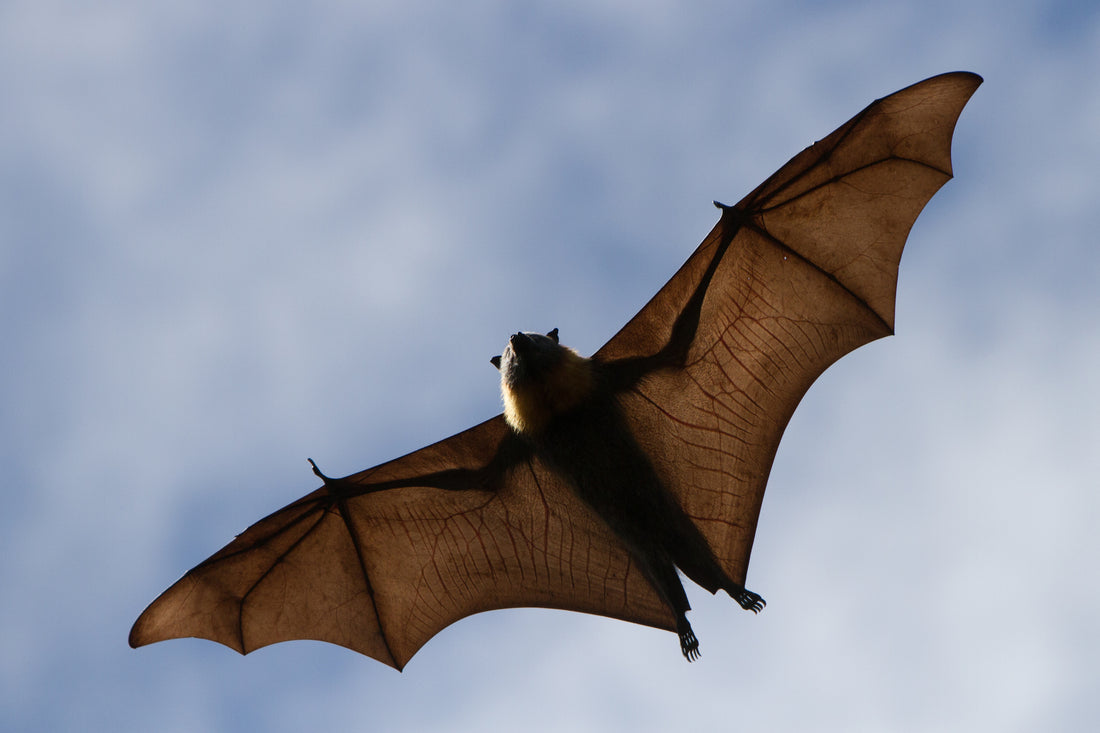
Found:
[130,71,981,669]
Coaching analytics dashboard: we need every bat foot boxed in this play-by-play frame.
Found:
[677,620,700,662]
[731,586,766,614]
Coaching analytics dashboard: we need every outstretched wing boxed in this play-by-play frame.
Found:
[129,417,673,670]
[596,72,982,586]
[131,72,980,669]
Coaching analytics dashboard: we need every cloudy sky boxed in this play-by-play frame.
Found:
[3,1,1097,731]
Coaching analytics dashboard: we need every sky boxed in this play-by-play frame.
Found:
[2,1,1098,731]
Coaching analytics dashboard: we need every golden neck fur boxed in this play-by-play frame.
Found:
[501,348,595,435]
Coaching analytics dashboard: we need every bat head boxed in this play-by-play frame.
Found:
[492,328,561,386]
[492,328,595,435]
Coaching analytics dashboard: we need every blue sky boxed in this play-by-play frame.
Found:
[2,1,1098,731]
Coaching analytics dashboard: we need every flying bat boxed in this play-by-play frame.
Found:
[130,71,981,668]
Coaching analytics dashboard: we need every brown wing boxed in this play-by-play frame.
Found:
[596,72,982,587]
[129,416,674,670]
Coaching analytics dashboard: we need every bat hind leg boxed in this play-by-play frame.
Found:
[677,616,700,662]
[646,555,703,662]
[671,540,767,614]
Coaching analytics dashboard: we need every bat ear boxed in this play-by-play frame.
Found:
[490,355,502,370]
[547,328,559,343]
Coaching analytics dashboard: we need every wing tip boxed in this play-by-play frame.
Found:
[897,70,983,97]
[128,586,251,656]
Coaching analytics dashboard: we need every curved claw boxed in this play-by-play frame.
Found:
[679,630,700,662]
[307,458,333,483]
[733,587,766,614]
[677,620,701,662]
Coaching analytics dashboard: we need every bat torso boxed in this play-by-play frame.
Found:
[534,388,709,568]
[498,331,734,599]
